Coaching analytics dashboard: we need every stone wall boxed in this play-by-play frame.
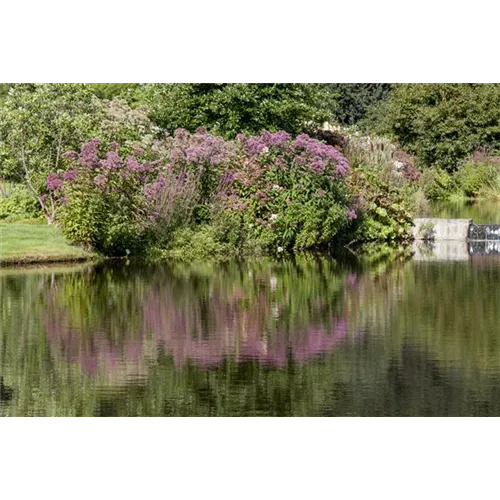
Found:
[413,218,472,241]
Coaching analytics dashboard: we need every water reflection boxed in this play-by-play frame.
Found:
[2,254,500,416]
[40,259,361,375]
[429,200,500,224]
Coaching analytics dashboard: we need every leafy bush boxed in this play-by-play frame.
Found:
[219,131,355,252]
[379,84,500,171]
[51,129,236,255]
[348,166,414,243]
[454,152,500,199]
[155,226,229,261]
[90,83,140,102]
[420,167,454,201]
[328,84,392,125]
[99,98,160,151]
[0,84,103,187]
[140,84,336,138]
[0,184,43,222]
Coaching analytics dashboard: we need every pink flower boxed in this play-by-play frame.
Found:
[93,174,107,187]
[47,173,63,190]
[62,169,78,182]
[79,139,101,168]
[347,209,357,221]
[62,151,78,161]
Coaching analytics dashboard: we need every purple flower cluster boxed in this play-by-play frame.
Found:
[78,138,101,168]
[143,175,166,198]
[62,169,78,182]
[46,173,63,191]
[165,128,233,168]
[101,151,122,171]
[238,130,350,178]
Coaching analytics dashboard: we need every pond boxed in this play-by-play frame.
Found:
[429,199,500,223]
[1,253,500,416]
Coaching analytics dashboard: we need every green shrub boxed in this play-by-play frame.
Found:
[156,226,228,261]
[348,167,414,243]
[0,184,43,222]
[420,167,454,201]
[328,84,392,125]
[139,84,336,138]
[90,83,140,102]
[380,84,500,171]
[455,162,491,198]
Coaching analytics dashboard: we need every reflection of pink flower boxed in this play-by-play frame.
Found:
[42,266,372,379]
[347,273,357,286]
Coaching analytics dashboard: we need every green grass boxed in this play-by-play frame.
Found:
[0,222,94,265]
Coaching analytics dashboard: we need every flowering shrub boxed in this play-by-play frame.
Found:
[219,131,356,252]
[50,129,237,254]
[48,128,414,257]
[150,127,236,224]
[51,139,159,254]
[348,167,414,242]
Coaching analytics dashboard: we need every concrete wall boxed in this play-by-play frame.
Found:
[412,241,470,261]
[413,218,472,241]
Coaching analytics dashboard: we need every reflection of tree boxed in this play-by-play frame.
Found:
[3,254,500,416]
[41,258,356,375]
[0,377,13,403]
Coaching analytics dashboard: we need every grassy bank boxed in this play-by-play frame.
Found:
[0,223,94,265]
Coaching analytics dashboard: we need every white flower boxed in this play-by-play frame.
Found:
[270,214,278,221]
[277,246,283,253]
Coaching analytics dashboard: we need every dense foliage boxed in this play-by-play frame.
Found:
[139,83,336,138]
[90,83,140,101]
[329,83,392,125]
[11,83,500,259]
[0,184,42,222]
[377,83,500,171]
[0,84,160,222]
[48,129,378,256]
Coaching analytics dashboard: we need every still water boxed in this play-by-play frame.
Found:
[430,200,500,223]
[1,253,500,416]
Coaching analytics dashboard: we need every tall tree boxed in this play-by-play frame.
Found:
[140,83,336,138]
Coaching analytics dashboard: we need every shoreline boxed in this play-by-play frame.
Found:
[0,254,96,267]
